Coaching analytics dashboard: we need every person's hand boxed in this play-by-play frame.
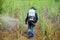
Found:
[25,22,27,24]
[35,21,39,24]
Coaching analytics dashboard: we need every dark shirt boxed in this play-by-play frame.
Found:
[25,13,38,24]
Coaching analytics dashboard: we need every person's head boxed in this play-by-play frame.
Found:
[28,7,36,16]
[30,7,36,10]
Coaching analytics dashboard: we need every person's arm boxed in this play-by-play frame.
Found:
[25,13,28,24]
[35,13,38,23]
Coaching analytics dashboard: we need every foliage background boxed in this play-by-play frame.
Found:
[0,0,60,40]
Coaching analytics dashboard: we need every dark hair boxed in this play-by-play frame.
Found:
[30,7,36,10]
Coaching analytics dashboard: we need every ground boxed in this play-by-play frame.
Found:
[0,24,60,40]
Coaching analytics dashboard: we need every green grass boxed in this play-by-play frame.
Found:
[0,0,60,39]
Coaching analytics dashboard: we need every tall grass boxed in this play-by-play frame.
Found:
[0,0,60,40]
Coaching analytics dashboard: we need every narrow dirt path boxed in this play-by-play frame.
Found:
[19,24,41,40]
[0,16,60,40]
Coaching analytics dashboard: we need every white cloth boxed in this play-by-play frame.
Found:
[28,9,35,17]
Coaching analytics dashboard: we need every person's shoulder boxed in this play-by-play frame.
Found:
[35,13,36,14]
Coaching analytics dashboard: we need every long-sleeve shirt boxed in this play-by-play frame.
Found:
[25,13,38,23]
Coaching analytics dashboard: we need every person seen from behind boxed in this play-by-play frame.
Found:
[25,7,38,37]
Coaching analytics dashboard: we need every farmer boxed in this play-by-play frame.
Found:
[25,7,38,37]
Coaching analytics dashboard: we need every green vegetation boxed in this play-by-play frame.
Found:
[0,0,60,40]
